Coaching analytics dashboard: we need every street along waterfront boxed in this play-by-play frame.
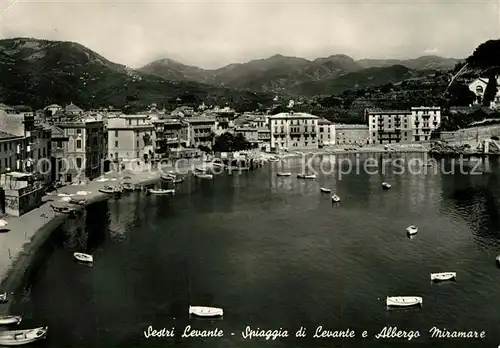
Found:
[6,153,500,347]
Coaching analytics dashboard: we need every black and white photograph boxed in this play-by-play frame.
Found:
[0,0,499,346]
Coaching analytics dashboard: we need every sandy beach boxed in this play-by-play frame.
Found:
[0,158,204,316]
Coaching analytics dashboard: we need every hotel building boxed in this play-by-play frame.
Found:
[365,109,413,144]
[411,106,441,142]
[269,112,319,150]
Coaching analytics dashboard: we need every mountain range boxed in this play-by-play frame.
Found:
[139,54,461,95]
[0,37,462,110]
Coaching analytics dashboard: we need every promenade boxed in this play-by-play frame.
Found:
[0,158,203,315]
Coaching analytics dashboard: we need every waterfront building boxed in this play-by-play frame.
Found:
[152,118,187,158]
[213,112,235,136]
[365,109,413,144]
[335,124,370,145]
[55,118,106,183]
[269,112,319,150]
[0,131,24,174]
[107,114,155,162]
[257,128,271,152]
[411,106,441,142]
[0,172,45,216]
[186,117,216,148]
[318,118,336,146]
[234,125,259,148]
[48,125,69,183]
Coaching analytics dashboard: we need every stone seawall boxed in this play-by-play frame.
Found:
[441,125,500,145]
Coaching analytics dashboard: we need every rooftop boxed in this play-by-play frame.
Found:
[0,130,21,140]
[269,112,319,119]
[365,108,411,114]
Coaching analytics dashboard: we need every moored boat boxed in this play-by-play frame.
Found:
[406,225,418,235]
[50,205,76,214]
[0,316,22,326]
[277,172,291,177]
[172,177,185,184]
[0,292,7,303]
[98,185,121,194]
[297,173,316,179]
[332,194,340,202]
[194,173,213,179]
[0,326,48,346]
[189,305,223,317]
[73,252,93,263]
[320,187,331,193]
[122,183,137,191]
[430,272,456,281]
[386,296,422,307]
[148,189,175,195]
[160,174,174,181]
[382,182,391,189]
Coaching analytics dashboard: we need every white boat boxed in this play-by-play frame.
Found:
[195,173,213,179]
[268,158,279,162]
[430,272,456,281]
[0,293,7,303]
[382,182,391,189]
[73,252,93,263]
[332,194,340,202]
[98,186,121,194]
[148,189,175,195]
[297,174,316,179]
[406,225,418,235]
[277,172,291,177]
[320,187,331,193]
[386,296,422,307]
[0,316,22,326]
[189,305,223,317]
[160,174,173,181]
[0,326,48,346]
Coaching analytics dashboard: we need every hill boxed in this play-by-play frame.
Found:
[139,53,460,94]
[0,38,273,110]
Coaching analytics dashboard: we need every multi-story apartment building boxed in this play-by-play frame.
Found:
[107,114,155,162]
[269,112,319,150]
[152,118,187,157]
[49,125,69,183]
[335,124,370,145]
[234,126,259,147]
[0,131,24,174]
[318,118,336,146]
[365,109,413,144]
[257,129,271,152]
[186,117,216,148]
[55,119,106,183]
[411,106,441,142]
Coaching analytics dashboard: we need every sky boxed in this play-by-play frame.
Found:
[0,0,499,69]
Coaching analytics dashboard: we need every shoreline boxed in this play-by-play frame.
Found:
[0,159,204,317]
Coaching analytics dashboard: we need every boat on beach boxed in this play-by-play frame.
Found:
[160,174,173,181]
[148,189,175,195]
[297,173,316,179]
[430,272,456,281]
[382,182,391,189]
[0,326,48,346]
[50,205,76,214]
[320,187,331,193]
[122,183,137,191]
[332,194,340,202]
[386,296,422,307]
[0,292,7,303]
[406,225,418,235]
[189,305,223,317]
[194,173,213,179]
[268,157,279,162]
[0,316,22,326]
[98,185,121,194]
[277,172,291,177]
[73,252,93,263]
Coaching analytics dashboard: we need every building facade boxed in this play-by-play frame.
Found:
[152,118,187,158]
[186,117,215,148]
[55,119,106,183]
[234,126,259,147]
[318,118,336,146]
[335,124,370,145]
[366,109,413,144]
[107,115,155,162]
[269,112,319,150]
[411,106,441,142]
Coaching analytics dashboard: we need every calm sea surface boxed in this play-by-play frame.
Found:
[9,153,500,347]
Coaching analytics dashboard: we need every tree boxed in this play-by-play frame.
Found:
[212,132,252,152]
[483,74,497,107]
[447,83,476,106]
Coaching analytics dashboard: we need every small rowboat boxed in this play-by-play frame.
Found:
[297,174,316,179]
[195,173,213,179]
[98,186,121,194]
[277,172,291,177]
[320,188,331,193]
[0,316,22,326]
[122,183,137,191]
[148,189,175,195]
[189,305,223,317]
[430,272,456,281]
[50,205,76,214]
[332,194,340,202]
[406,225,418,235]
[160,174,173,181]
[0,293,7,303]
[382,182,391,189]
[386,296,422,307]
[268,157,279,162]
[73,252,93,263]
[0,326,48,346]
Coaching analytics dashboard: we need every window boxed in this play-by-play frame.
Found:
[4,159,7,168]
[76,128,82,134]
[3,144,6,152]
[136,140,139,148]
[128,119,132,126]
[38,149,41,158]
[115,141,119,148]
[76,157,82,168]
[115,130,118,137]
[57,141,62,148]
[76,139,82,149]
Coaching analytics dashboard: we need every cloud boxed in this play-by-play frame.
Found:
[424,48,439,54]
